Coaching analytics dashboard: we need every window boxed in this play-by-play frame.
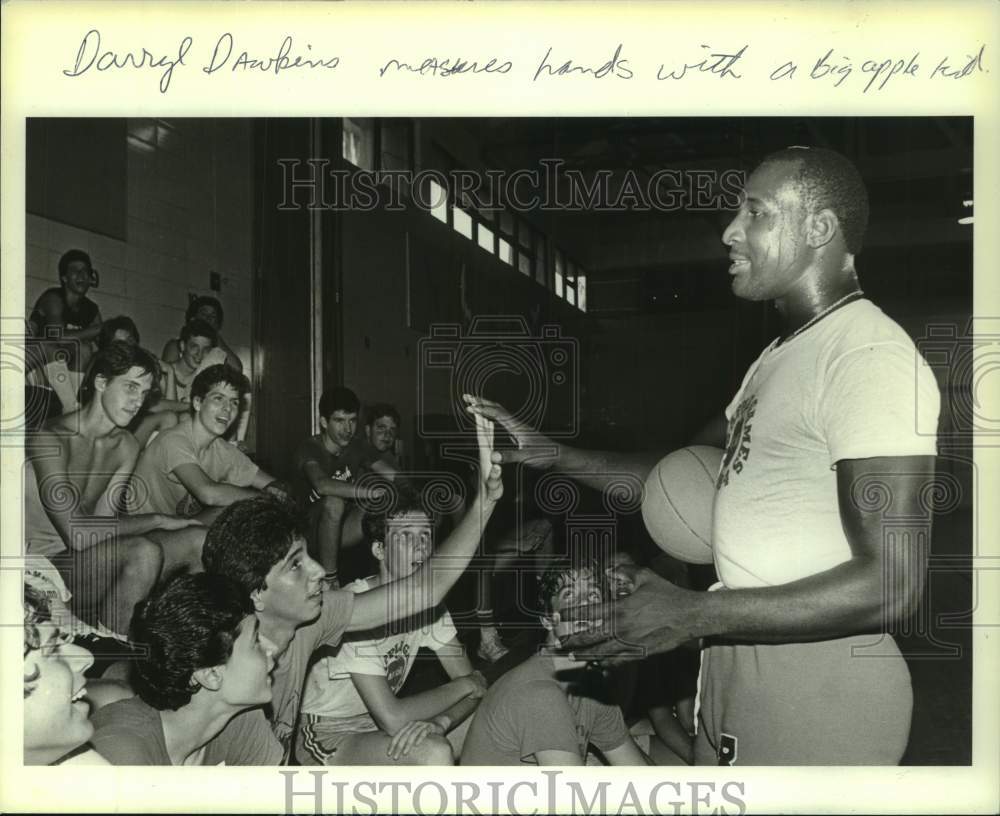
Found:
[554,250,564,297]
[453,207,473,240]
[428,178,448,223]
[577,274,587,312]
[498,238,513,265]
[564,261,577,306]
[342,118,375,171]
[478,223,495,253]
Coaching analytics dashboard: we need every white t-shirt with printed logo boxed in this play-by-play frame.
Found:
[713,299,940,589]
[301,576,459,723]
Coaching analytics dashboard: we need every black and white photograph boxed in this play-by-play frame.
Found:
[2,3,998,815]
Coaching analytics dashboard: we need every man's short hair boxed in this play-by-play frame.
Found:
[129,572,252,711]
[537,557,604,615]
[97,315,141,350]
[180,318,218,346]
[760,146,870,255]
[78,341,160,406]
[185,295,224,327]
[57,249,92,280]
[203,497,307,596]
[190,364,249,406]
[361,486,426,546]
[318,386,360,420]
[367,402,401,428]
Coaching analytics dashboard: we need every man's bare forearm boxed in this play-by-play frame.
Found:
[534,444,663,491]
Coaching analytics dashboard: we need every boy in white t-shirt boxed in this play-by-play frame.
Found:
[297,499,486,765]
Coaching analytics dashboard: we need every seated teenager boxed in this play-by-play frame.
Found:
[200,404,503,759]
[89,572,283,765]
[25,341,206,635]
[460,559,650,766]
[294,387,388,583]
[23,582,108,766]
[362,402,403,469]
[96,315,140,350]
[297,498,487,766]
[132,364,284,521]
[28,248,104,383]
[161,319,226,404]
[162,294,243,373]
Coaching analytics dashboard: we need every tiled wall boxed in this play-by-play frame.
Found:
[25,119,254,374]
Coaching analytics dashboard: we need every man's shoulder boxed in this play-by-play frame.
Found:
[295,434,328,462]
[489,654,559,697]
[91,694,156,731]
[33,287,63,308]
[153,415,195,445]
[823,299,916,353]
[138,416,194,468]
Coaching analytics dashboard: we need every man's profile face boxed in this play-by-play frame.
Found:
[98,366,153,427]
[192,382,240,437]
[181,334,214,369]
[60,260,92,296]
[254,537,326,625]
[321,409,357,451]
[722,160,811,303]
[369,415,398,453]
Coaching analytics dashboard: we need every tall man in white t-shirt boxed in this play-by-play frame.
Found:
[468,146,941,765]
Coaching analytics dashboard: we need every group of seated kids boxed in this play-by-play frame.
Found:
[22,248,696,767]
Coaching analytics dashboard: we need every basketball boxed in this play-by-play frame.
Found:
[641,446,723,564]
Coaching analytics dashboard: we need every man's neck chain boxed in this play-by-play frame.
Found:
[777,290,864,347]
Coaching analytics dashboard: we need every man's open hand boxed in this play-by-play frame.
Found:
[560,568,706,665]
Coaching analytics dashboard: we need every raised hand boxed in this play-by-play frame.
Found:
[463,394,559,468]
[473,410,503,504]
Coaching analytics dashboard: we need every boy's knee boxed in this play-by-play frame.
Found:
[121,538,164,588]
[416,734,455,765]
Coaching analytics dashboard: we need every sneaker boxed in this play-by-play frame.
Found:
[477,630,509,663]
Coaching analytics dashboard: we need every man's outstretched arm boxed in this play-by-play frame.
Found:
[466,396,665,490]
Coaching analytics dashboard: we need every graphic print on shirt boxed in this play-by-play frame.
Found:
[382,641,411,693]
[717,395,757,489]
